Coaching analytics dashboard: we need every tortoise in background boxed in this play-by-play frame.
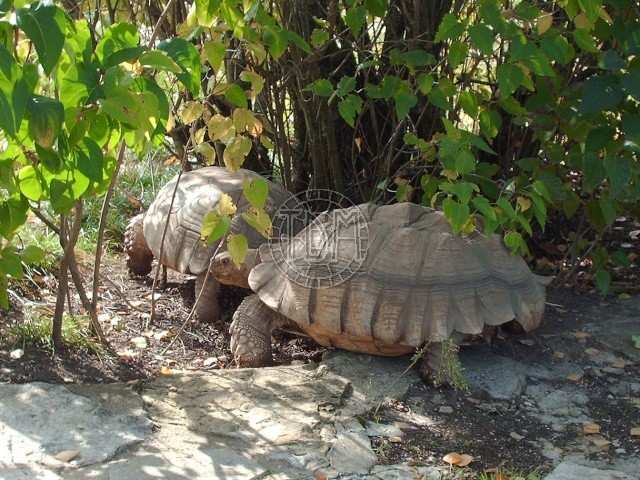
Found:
[124,166,297,323]
[212,202,552,383]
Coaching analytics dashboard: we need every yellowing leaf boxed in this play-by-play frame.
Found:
[242,209,273,238]
[192,126,206,144]
[195,142,217,165]
[583,424,601,434]
[223,135,252,171]
[218,193,237,216]
[574,12,592,30]
[233,108,263,135]
[517,196,531,212]
[227,234,248,268]
[201,211,232,244]
[207,114,236,143]
[537,13,553,35]
[160,366,174,375]
[180,101,204,124]
[242,178,269,209]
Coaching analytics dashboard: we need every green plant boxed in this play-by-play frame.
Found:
[431,340,469,393]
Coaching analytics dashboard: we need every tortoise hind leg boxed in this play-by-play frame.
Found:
[230,294,281,368]
[194,273,221,323]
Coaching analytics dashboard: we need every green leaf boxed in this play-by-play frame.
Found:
[459,91,478,117]
[455,149,476,174]
[224,83,248,109]
[157,38,201,97]
[594,268,611,293]
[448,42,468,70]
[578,75,624,114]
[27,94,65,148]
[35,144,64,173]
[17,245,46,264]
[578,0,601,24]
[586,199,606,234]
[469,23,494,55]
[95,23,144,69]
[479,109,502,140]
[0,196,29,238]
[227,234,248,268]
[497,63,525,95]
[416,73,434,94]
[604,157,632,198]
[427,87,452,110]
[306,79,334,97]
[195,0,222,27]
[400,49,434,66]
[573,28,600,53]
[497,197,516,219]
[242,208,272,238]
[453,181,476,204]
[537,171,567,201]
[620,71,640,101]
[395,91,417,119]
[0,77,28,139]
[344,5,366,36]
[581,153,605,192]
[622,112,640,144]
[540,36,574,65]
[138,50,182,73]
[99,87,139,127]
[282,29,312,54]
[0,42,17,80]
[15,2,67,75]
[263,25,287,59]
[472,196,496,221]
[337,76,356,96]
[242,177,269,209]
[338,94,363,127]
[74,138,104,182]
[59,62,100,109]
[201,210,232,245]
[442,198,470,234]
[503,231,527,255]
[0,249,22,278]
[311,29,330,47]
[632,335,640,349]
[435,13,465,42]
[364,0,388,17]
[600,50,625,70]
[611,250,631,268]
[203,41,226,72]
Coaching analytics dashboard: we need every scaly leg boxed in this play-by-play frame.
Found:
[230,294,281,367]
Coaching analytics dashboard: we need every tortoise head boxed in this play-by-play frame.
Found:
[211,249,260,289]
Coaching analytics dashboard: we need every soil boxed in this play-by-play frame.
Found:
[1,235,639,476]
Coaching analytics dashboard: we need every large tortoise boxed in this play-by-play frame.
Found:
[211,202,552,383]
[124,166,297,323]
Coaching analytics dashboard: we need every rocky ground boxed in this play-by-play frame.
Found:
[1,249,639,478]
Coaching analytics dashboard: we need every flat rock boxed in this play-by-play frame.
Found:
[0,382,151,467]
[546,460,636,480]
[327,418,377,474]
[460,347,530,399]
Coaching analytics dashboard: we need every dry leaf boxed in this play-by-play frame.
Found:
[443,452,462,465]
[583,424,601,434]
[611,359,627,369]
[555,307,568,314]
[572,331,590,340]
[518,339,535,346]
[160,366,174,375]
[314,473,328,480]
[553,351,566,360]
[630,427,640,436]
[394,421,411,430]
[130,336,148,349]
[9,349,24,359]
[567,373,583,382]
[584,347,599,356]
[510,431,524,441]
[495,474,510,480]
[457,454,473,466]
[388,436,403,443]
[466,397,481,405]
[592,436,611,447]
[55,450,79,462]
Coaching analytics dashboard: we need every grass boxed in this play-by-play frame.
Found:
[1,312,107,357]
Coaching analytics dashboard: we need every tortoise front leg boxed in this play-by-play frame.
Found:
[194,273,220,323]
[419,340,466,389]
[230,294,281,368]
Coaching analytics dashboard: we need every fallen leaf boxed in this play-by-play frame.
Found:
[518,339,535,346]
[55,450,79,462]
[495,474,510,480]
[510,431,524,441]
[443,452,462,465]
[610,359,627,369]
[388,436,403,443]
[130,336,148,349]
[466,397,481,405]
[130,300,143,307]
[567,373,583,382]
[97,312,111,322]
[154,330,173,342]
[203,357,218,367]
[584,347,599,356]
[160,366,174,375]
[457,454,473,466]
[555,307,568,314]
[572,331,590,340]
[394,421,412,430]
[9,349,24,359]
[314,473,328,480]
[630,427,640,436]
[592,436,611,447]
[583,424,601,434]
[553,351,566,360]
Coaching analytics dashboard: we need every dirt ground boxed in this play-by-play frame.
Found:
[1,246,639,475]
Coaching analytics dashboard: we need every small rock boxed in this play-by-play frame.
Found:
[203,357,218,367]
[55,450,79,462]
[509,432,524,441]
[438,406,454,414]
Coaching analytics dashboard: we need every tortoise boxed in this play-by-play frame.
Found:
[211,202,552,383]
[124,166,298,323]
